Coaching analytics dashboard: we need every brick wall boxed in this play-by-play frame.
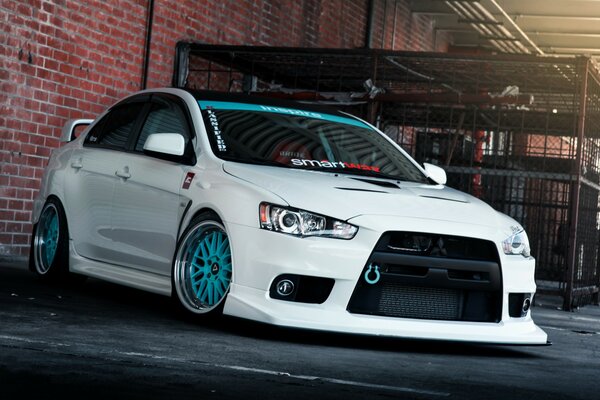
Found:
[0,0,449,258]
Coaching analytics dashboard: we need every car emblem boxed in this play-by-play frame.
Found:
[430,238,447,256]
[182,172,195,189]
[276,279,295,296]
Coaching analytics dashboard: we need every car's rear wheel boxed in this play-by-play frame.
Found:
[30,198,69,279]
[173,213,233,316]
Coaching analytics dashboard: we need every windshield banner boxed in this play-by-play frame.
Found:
[198,101,370,129]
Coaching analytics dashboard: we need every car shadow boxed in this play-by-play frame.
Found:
[209,315,545,359]
[1,264,546,360]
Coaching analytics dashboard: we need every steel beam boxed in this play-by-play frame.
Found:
[564,57,591,311]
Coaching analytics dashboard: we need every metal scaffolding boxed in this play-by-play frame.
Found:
[173,43,600,310]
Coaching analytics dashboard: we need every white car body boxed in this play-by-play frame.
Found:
[32,88,548,344]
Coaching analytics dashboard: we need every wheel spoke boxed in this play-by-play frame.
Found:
[213,283,222,302]
[190,262,200,274]
[217,237,229,257]
[215,232,223,255]
[206,281,213,305]
[221,248,231,259]
[209,232,218,254]
[215,280,225,299]
[194,238,207,260]
[191,268,203,279]
[221,262,232,272]
[197,279,208,301]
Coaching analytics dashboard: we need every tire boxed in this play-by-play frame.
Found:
[172,212,233,317]
[29,197,85,284]
[30,198,68,278]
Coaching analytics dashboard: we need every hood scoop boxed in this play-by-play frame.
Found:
[350,177,400,189]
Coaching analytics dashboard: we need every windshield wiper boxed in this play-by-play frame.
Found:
[297,166,405,181]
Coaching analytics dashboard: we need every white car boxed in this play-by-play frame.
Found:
[31,88,548,344]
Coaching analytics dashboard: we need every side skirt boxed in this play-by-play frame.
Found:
[68,241,172,296]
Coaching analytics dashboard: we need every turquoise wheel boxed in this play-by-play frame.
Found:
[174,217,232,314]
[33,202,60,275]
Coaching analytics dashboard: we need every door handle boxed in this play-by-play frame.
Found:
[71,158,83,169]
[115,167,131,180]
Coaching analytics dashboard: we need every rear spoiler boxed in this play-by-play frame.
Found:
[60,119,93,142]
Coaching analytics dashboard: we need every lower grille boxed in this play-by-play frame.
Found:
[348,252,502,322]
[378,283,460,320]
[348,279,500,322]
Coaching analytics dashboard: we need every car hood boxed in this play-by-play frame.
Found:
[223,162,503,228]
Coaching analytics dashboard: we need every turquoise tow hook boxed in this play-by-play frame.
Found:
[364,264,381,285]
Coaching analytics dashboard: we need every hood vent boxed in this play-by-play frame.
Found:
[335,187,388,193]
[419,195,467,203]
[350,177,400,189]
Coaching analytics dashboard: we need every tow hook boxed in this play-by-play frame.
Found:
[364,264,381,285]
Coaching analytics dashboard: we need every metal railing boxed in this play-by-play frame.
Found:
[173,43,600,309]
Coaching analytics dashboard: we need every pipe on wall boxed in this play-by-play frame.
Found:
[364,0,375,49]
[141,0,155,89]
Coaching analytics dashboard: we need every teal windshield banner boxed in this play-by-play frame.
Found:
[198,101,370,129]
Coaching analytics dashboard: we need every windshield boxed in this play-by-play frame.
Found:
[199,100,427,183]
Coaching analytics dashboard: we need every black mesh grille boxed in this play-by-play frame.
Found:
[378,284,460,320]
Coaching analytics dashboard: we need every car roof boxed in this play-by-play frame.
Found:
[183,89,351,118]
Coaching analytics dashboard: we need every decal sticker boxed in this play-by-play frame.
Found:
[198,101,370,129]
[257,105,322,119]
[279,150,306,158]
[206,108,227,152]
[182,172,195,189]
[290,158,381,172]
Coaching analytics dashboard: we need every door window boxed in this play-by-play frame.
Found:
[84,103,146,150]
[135,98,191,152]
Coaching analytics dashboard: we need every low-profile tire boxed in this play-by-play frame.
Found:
[30,198,68,279]
[29,197,85,284]
[172,212,233,317]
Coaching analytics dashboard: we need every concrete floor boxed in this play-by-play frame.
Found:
[1,261,599,399]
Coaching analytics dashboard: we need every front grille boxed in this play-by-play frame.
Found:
[348,231,503,323]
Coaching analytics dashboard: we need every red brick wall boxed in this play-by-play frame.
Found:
[0,0,449,258]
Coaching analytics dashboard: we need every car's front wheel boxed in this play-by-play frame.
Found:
[173,213,233,316]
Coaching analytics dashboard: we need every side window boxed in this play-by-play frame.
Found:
[135,99,191,152]
[84,103,146,150]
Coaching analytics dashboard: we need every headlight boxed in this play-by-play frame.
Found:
[259,203,358,239]
[502,227,531,257]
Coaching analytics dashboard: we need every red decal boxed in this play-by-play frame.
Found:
[182,172,195,189]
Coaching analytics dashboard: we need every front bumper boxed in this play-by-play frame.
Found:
[223,218,548,345]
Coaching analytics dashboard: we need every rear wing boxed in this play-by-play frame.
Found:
[60,119,94,142]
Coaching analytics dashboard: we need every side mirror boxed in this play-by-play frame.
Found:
[143,133,185,157]
[423,163,447,185]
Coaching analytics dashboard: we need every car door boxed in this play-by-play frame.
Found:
[108,94,196,276]
[64,99,148,263]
